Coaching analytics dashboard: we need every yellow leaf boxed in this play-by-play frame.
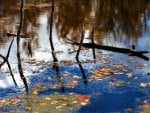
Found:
[135,65,143,69]
[66,82,75,88]
[40,102,47,106]
[32,89,39,95]
[102,58,109,64]
[126,72,133,77]
[80,102,88,106]
[45,97,52,101]
[51,84,61,88]
[25,106,32,110]
[56,106,62,109]
[50,100,58,105]
[112,64,123,68]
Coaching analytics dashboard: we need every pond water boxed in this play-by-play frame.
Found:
[0,0,150,113]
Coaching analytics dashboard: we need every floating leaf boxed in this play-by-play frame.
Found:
[112,64,123,68]
[63,71,70,77]
[50,100,58,105]
[141,104,150,108]
[102,58,109,64]
[72,101,78,104]
[32,89,39,95]
[80,102,88,106]
[60,60,73,65]
[72,75,80,80]
[33,112,39,113]
[139,102,150,113]
[72,76,79,84]
[51,83,61,88]
[45,97,52,101]
[25,106,32,110]
[139,83,150,88]
[56,105,62,109]
[88,75,96,80]
[75,95,89,102]
[126,72,133,77]
[62,103,67,106]
[66,82,76,88]
[135,65,143,69]
[116,80,125,86]
[125,108,132,112]
[40,102,47,106]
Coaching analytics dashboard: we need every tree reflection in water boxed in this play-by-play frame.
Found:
[0,0,150,47]
[0,1,150,112]
[0,0,150,90]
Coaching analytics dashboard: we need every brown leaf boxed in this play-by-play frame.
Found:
[135,65,143,69]
[66,82,76,88]
[25,106,32,110]
[102,58,109,64]
[75,95,89,102]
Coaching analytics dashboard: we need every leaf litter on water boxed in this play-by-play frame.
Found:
[0,92,90,113]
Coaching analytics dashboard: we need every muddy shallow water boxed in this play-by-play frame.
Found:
[0,0,150,113]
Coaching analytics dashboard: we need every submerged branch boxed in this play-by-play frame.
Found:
[68,39,149,61]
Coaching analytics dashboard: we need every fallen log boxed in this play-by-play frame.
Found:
[67,39,149,61]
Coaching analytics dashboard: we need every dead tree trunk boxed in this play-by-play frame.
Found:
[49,0,58,62]
[16,0,28,92]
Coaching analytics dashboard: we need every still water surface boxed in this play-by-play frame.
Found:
[0,0,150,113]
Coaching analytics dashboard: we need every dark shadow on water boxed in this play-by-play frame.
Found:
[49,0,64,93]
[52,62,65,93]
[76,58,88,85]
[76,26,85,60]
